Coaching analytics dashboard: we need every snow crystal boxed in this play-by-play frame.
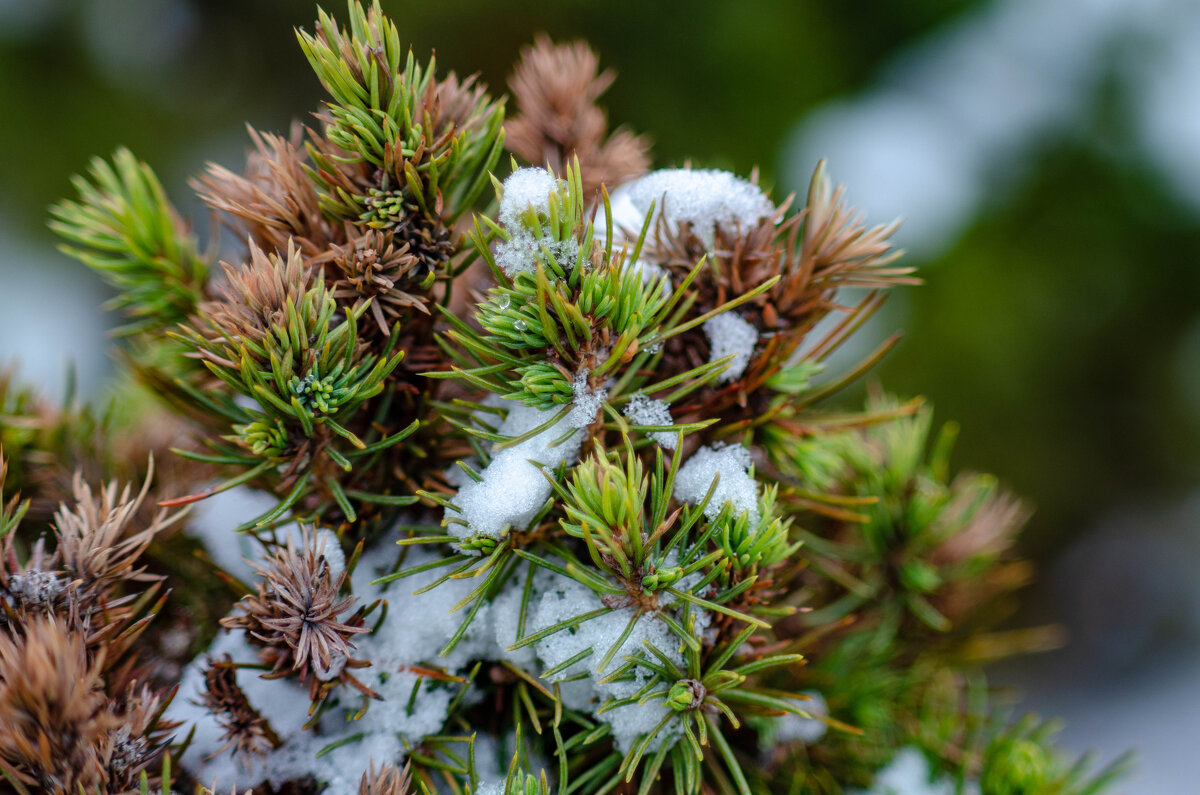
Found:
[704,311,758,382]
[622,393,676,449]
[446,401,586,547]
[604,168,774,249]
[529,573,685,753]
[495,167,580,278]
[499,168,557,229]
[495,235,580,279]
[775,692,828,744]
[567,371,607,429]
[674,444,760,523]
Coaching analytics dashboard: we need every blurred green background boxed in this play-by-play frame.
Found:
[4,0,1200,786]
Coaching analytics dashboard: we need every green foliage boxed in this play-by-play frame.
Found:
[715,486,797,571]
[978,716,1132,795]
[48,147,209,336]
[793,396,1028,640]
[298,0,505,223]
[26,1,1129,793]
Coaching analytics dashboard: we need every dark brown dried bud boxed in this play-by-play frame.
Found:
[313,226,434,335]
[198,654,281,762]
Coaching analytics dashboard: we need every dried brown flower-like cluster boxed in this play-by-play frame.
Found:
[0,455,177,793]
[506,36,651,198]
[221,529,371,701]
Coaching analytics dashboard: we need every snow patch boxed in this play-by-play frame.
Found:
[704,311,758,382]
[445,401,586,547]
[316,529,344,579]
[850,747,968,795]
[175,544,514,794]
[674,443,760,523]
[775,692,828,745]
[529,573,685,753]
[499,168,557,229]
[568,371,607,429]
[605,168,774,249]
[622,393,676,449]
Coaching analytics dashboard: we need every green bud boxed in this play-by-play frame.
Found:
[459,534,499,554]
[513,361,574,409]
[359,187,409,229]
[642,566,682,591]
[235,416,290,458]
[666,679,705,712]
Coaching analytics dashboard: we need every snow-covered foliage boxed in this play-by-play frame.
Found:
[605,168,774,247]
[33,3,1116,793]
[496,167,581,277]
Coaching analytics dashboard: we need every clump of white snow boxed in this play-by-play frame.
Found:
[175,544,514,795]
[623,393,676,449]
[445,401,586,547]
[604,168,774,249]
[703,311,758,382]
[499,168,557,229]
[495,167,581,278]
[674,443,760,523]
[567,370,607,428]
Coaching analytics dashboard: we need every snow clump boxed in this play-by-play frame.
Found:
[673,443,760,523]
[703,311,758,382]
[622,393,677,449]
[495,167,580,277]
[605,168,774,248]
[567,370,608,429]
[445,400,586,547]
